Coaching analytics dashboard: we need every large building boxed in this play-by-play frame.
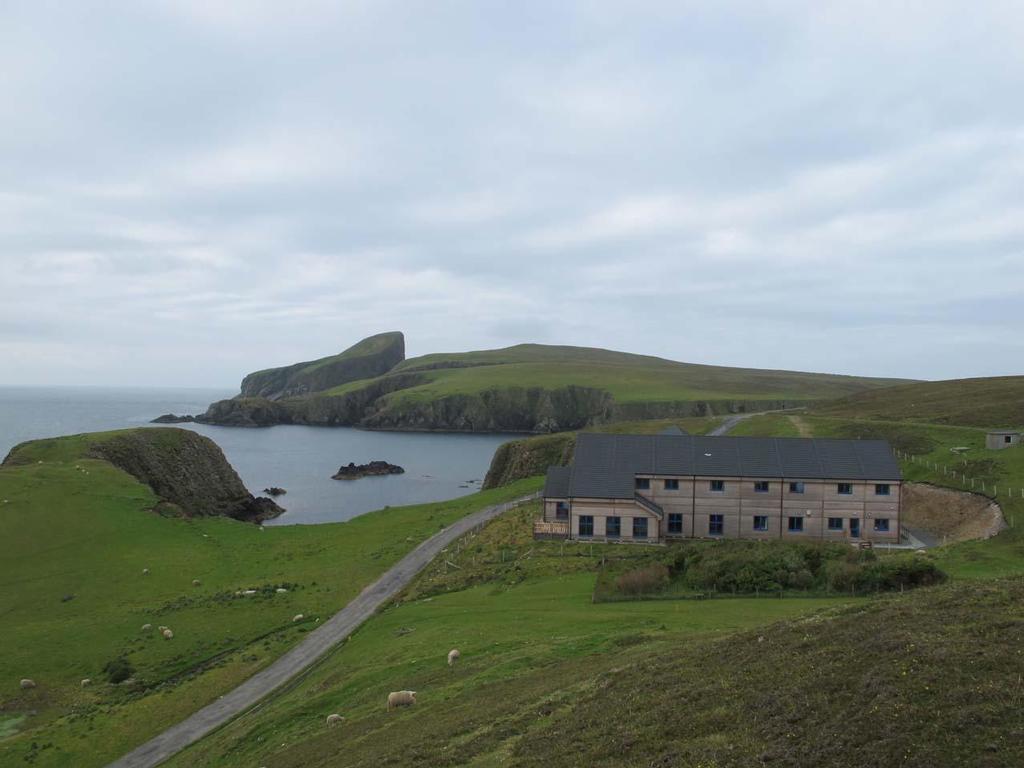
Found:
[536,431,902,545]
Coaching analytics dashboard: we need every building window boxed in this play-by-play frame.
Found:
[606,516,621,538]
[668,513,683,534]
[754,481,770,493]
[1007,435,1013,444]
[787,516,804,532]
[709,480,725,492]
[578,515,593,537]
[555,502,569,521]
[789,482,805,494]
[633,518,648,539]
[827,517,843,531]
[874,518,890,532]
[837,483,853,495]
[664,478,679,490]
[875,484,891,496]
[753,515,768,531]
[635,478,650,490]
[709,514,724,535]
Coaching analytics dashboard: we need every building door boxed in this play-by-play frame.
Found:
[849,518,860,538]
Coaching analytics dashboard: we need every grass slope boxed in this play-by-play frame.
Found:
[0,432,539,767]
[329,344,910,405]
[812,375,1024,428]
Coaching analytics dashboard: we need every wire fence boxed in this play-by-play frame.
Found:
[895,449,1023,501]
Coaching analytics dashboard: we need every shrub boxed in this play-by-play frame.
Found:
[103,657,135,684]
[616,565,670,596]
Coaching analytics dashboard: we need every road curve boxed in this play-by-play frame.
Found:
[709,408,802,436]
[108,491,541,768]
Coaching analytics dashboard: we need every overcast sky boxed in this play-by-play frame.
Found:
[1,1,1022,388]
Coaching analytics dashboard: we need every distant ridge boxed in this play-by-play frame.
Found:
[197,335,913,433]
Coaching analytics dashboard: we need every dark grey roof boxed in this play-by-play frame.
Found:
[543,465,571,498]
[658,425,689,436]
[987,430,1021,435]
[562,432,901,499]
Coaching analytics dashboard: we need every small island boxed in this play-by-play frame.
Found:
[262,486,287,496]
[332,461,405,480]
[151,413,196,424]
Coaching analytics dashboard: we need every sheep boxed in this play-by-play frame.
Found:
[141,623,152,632]
[142,568,150,575]
[192,579,201,587]
[447,649,461,667]
[162,628,174,639]
[20,678,36,690]
[81,678,92,687]
[275,588,288,594]
[325,713,344,727]
[387,690,416,711]
[242,589,257,596]
[292,614,304,622]
[158,625,167,632]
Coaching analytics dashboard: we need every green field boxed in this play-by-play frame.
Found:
[0,434,540,767]
[327,343,910,405]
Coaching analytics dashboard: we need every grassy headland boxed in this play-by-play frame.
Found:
[0,429,539,767]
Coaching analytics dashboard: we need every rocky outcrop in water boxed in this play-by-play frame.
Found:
[262,486,287,496]
[332,461,405,480]
[85,428,284,523]
[151,413,195,424]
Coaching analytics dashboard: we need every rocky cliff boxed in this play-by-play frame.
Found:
[482,432,577,489]
[238,331,405,400]
[86,428,283,522]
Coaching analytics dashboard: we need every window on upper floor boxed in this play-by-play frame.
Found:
[635,478,650,490]
[837,483,853,495]
[667,513,683,534]
[787,516,804,532]
[555,502,569,521]
[709,480,725,492]
[709,514,724,535]
[664,478,679,490]
[753,515,768,531]
[875,484,891,496]
[873,518,890,532]
[789,482,805,494]
[754,481,770,493]
[827,517,843,531]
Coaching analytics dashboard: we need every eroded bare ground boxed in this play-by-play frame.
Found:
[902,482,1007,543]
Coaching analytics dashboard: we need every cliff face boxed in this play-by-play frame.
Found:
[87,428,283,522]
[238,331,405,400]
[482,433,576,489]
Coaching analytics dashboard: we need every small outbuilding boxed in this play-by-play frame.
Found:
[986,430,1021,450]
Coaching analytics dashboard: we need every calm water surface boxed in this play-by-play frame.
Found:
[0,387,512,525]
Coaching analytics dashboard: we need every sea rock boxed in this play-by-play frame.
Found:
[151,414,195,424]
[262,486,287,496]
[332,461,405,480]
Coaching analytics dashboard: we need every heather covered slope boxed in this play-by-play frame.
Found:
[811,375,1024,427]
[200,340,911,432]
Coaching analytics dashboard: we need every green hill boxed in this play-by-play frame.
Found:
[811,376,1024,427]
[200,339,911,432]
[237,331,405,400]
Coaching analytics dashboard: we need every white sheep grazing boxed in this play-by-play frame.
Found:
[141,623,152,632]
[158,625,167,632]
[81,678,92,687]
[325,713,344,727]
[447,649,461,667]
[242,589,257,596]
[276,588,288,594]
[387,690,416,711]
[142,568,150,575]
[20,678,36,690]
[162,628,174,639]
[192,579,201,587]
[292,614,304,622]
